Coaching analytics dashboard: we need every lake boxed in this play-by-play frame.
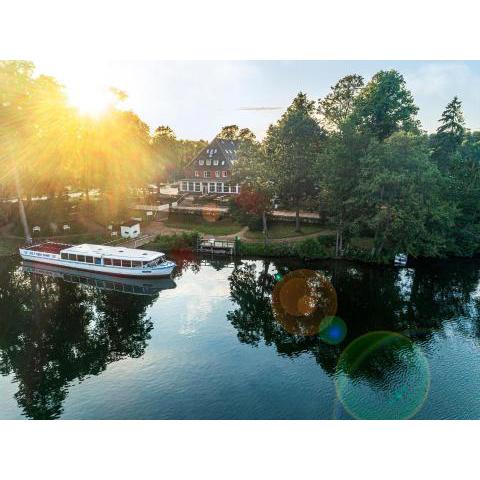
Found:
[1,253,480,420]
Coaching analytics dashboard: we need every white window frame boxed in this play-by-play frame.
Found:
[209,182,216,193]
[204,171,211,178]
[206,159,211,166]
[194,171,199,177]
[222,171,227,177]
[199,159,204,166]
[194,182,201,192]
[216,182,223,193]
[213,159,219,165]
[181,181,188,191]
[215,171,220,178]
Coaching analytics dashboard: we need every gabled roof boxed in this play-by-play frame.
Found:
[187,137,240,168]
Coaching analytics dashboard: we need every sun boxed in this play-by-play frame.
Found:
[66,83,114,116]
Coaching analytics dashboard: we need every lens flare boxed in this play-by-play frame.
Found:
[272,269,337,336]
[318,316,347,345]
[335,331,430,419]
[201,204,222,223]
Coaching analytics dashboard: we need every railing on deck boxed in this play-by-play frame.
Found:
[197,237,236,256]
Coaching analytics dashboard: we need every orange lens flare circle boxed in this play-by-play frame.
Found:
[201,204,222,223]
[272,269,337,336]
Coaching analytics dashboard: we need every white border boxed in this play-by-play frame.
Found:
[1,0,479,59]
[1,1,479,478]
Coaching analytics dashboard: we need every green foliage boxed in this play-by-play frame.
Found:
[295,237,328,259]
[431,96,466,171]
[147,232,199,252]
[237,236,330,260]
[353,70,420,140]
[356,132,456,257]
[265,92,326,230]
[318,74,364,131]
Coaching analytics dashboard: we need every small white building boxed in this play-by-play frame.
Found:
[120,221,141,239]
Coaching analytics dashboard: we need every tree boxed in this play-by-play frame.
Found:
[353,70,420,141]
[152,125,178,185]
[232,139,274,242]
[356,132,455,257]
[265,92,325,231]
[318,74,364,131]
[218,125,240,139]
[431,96,465,171]
[317,75,369,255]
[218,124,256,142]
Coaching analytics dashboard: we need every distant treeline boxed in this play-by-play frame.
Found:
[232,71,480,259]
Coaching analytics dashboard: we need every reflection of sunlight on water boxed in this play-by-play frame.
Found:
[335,331,430,419]
[176,269,232,336]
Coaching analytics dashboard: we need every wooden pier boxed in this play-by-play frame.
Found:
[197,237,236,256]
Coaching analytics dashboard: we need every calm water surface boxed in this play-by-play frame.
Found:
[1,253,480,420]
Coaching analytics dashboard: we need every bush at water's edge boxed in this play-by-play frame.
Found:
[141,232,390,264]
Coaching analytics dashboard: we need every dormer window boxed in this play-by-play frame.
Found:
[206,159,211,166]
[199,159,204,166]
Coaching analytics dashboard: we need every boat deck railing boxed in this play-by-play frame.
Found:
[197,237,236,256]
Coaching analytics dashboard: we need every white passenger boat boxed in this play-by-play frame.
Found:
[21,261,176,295]
[19,242,176,278]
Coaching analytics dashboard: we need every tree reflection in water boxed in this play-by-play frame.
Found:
[227,258,480,417]
[0,257,163,419]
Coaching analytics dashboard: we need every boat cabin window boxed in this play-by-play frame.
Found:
[77,255,85,262]
[61,253,68,260]
[95,257,102,265]
[132,260,141,268]
[113,259,121,267]
[68,254,77,261]
[122,260,132,268]
[85,256,93,264]
[104,258,112,266]
[143,255,165,267]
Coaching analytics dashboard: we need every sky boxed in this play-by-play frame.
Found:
[35,60,480,140]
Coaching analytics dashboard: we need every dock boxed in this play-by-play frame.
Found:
[197,237,236,255]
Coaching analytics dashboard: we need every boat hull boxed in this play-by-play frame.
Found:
[19,250,175,278]
[21,261,176,295]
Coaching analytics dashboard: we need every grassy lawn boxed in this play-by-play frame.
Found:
[165,215,242,236]
[245,222,334,240]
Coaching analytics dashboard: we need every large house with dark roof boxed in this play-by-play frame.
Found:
[179,137,241,195]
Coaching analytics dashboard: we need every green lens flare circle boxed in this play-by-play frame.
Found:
[334,331,430,420]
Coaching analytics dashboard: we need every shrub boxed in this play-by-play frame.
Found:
[146,232,199,252]
[295,237,328,260]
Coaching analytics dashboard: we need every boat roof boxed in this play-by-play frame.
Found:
[60,243,163,261]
